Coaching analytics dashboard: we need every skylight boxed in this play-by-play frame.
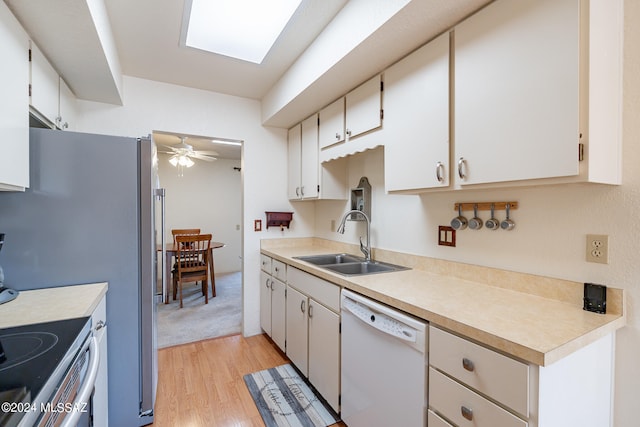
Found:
[184,0,302,64]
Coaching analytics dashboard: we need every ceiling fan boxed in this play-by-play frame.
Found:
[162,136,219,168]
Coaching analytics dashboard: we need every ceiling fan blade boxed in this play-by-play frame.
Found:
[191,153,217,162]
[161,145,182,153]
[193,150,220,157]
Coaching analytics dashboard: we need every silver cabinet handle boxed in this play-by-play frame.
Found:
[462,357,475,372]
[94,320,106,332]
[300,186,305,196]
[461,406,473,421]
[436,161,445,183]
[295,187,300,197]
[335,132,341,140]
[308,304,314,318]
[457,157,467,180]
[300,300,306,313]
[346,129,352,137]
[265,278,271,289]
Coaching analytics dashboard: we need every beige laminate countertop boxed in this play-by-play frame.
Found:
[0,282,108,329]
[261,239,625,367]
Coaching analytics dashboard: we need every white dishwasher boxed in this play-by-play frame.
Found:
[341,289,428,427]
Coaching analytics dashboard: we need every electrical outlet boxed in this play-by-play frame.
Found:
[586,234,609,264]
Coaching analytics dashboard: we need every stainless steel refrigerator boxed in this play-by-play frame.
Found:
[0,128,165,426]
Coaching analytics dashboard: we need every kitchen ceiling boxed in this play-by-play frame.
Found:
[4,0,491,127]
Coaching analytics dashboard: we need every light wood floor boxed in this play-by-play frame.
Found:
[151,333,347,427]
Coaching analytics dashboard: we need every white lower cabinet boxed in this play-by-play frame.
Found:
[429,325,614,427]
[285,267,341,412]
[308,299,340,412]
[270,279,286,352]
[285,286,308,373]
[259,257,286,352]
[91,295,108,427]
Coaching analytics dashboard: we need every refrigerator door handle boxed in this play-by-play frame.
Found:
[155,188,166,301]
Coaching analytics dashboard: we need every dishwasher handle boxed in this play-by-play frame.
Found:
[342,296,417,343]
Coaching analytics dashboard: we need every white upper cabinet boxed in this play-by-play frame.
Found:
[319,98,345,149]
[30,41,76,130]
[30,41,59,125]
[288,115,320,200]
[287,124,303,200]
[288,115,347,201]
[345,74,382,140]
[385,32,450,192]
[453,0,621,187]
[318,74,384,163]
[0,1,29,191]
[58,77,77,131]
[300,114,320,199]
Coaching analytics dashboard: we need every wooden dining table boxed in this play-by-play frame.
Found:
[158,241,225,303]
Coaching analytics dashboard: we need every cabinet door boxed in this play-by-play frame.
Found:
[385,32,450,191]
[285,286,309,375]
[287,124,302,200]
[345,74,382,139]
[58,77,76,130]
[30,41,59,125]
[308,301,340,412]
[454,0,580,185]
[270,278,287,352]
[319,98,345,149]
[300,114,319,199]
[0,1,29,191]
[259,271,272,336]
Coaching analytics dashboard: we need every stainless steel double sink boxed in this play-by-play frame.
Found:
[293,253,409,276]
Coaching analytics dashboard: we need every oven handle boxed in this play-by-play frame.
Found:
[60,336,100,427]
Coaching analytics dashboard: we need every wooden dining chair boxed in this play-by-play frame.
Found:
[171,228,200,245]
[173,233,212,308]
[169,228,201,299]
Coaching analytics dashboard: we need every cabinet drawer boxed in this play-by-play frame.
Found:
[429,368,527,427]
[287,267,340,312]
[430,326,529,417]
[272,259,287,282]
[260,254,272,273]
[428,409,453,427]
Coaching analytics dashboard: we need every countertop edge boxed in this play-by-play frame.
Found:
[0,282,108,329]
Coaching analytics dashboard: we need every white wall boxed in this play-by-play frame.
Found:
[74,76,316,337]
[157,155,242,273]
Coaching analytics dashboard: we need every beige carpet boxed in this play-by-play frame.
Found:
[157,272,242,348]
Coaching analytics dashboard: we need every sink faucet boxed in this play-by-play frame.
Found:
[337,210,371,261]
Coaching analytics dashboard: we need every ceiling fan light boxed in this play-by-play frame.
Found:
[169,156,179,167]
[184,157,195,167]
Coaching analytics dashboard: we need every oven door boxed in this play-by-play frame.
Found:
[36,335,100,427]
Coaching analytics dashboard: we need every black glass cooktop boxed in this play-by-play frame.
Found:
[0,317,90,426]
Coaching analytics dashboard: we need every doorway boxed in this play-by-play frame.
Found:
[153,130,243,348]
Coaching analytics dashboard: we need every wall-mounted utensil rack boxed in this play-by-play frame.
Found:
[453,201,518,212]
[265,211,293,230]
